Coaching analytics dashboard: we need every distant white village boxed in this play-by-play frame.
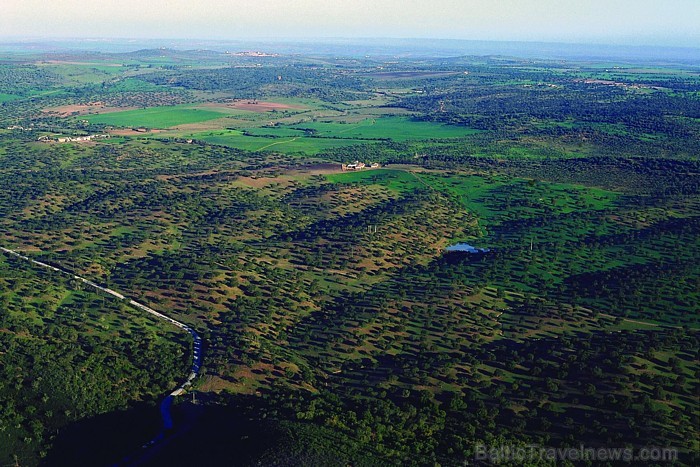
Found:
[37,134,110,143]
[342,161,380,171]
[6,125,111,143]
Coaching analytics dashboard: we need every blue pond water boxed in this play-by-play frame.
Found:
[445,243,490,254]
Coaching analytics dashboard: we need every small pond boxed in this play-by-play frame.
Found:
[445,243,490,254]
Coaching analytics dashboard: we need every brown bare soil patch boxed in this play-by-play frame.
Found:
[204,100,307,113]
[198,375,237,393]
[42,102,138,117]
[235,176,280,188]
[285,163,343,175]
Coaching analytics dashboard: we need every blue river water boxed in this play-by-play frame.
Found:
[160,395,174,431]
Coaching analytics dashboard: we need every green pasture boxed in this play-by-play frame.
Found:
[327,170,620,223]
[419,173,618,223]
[0,93,21,102]
[289,116,480,141]
[188,116,481,153]
[82,105,229,128]
[42,63,126,84]
[193,130,372,154]
[330,170,622,249]
[326,169,424,193]
[106,78,169,93]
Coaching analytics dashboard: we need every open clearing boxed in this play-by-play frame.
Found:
[285,116,480,141]
[81,105,230,128]
[0,93,22,103]
[193,130,372,153]
[102,114,482,154]
[193,116,481,153]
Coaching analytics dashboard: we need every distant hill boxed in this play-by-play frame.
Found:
[2,37,699,63]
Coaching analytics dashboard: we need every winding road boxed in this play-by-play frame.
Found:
[0,246,202,460]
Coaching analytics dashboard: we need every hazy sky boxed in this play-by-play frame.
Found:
[2,0,699,47]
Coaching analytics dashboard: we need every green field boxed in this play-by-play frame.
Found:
[0,93,22,102]
[326,168,423,193]
[289,116,480,141]
[195,130,372,153]
[82,105,229,128]
[185,116,481,153]
[420,173,619,224]
[41,63,128,84]
[225,116,479,142]
[107,78,170,93]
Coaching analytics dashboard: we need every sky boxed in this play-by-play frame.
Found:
[2,0,699,47]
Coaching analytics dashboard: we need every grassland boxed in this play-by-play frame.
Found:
[418,172,620,227]
[0,93,21,103]
[37,63,128,85]
[326,168,425,193]
[82,105,230,128]
[180,116,480,154]
[287,116,480,141]
[194,130,373,153]
[106,78,172,93]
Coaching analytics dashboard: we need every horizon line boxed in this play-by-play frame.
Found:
[1,35,700,52]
